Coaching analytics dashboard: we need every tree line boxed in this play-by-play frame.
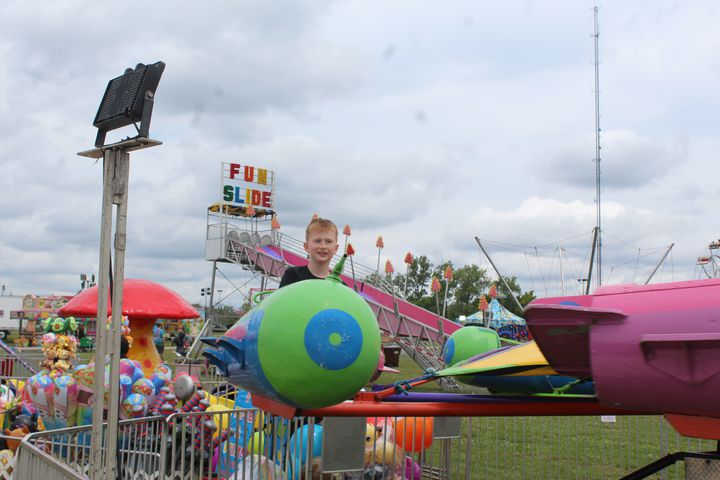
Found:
[210,255,537,328]
[371,255,536,320]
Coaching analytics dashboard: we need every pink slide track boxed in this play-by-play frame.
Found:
[261,245,461,340]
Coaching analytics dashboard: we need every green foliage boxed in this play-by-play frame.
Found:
[368,253,535,320]
[495,276,536,317]
[394,257,496,319]
[393,255,434,302]
[213,304,242,328]
[447,264,492,319]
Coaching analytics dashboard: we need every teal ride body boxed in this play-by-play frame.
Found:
[205,258,381,409]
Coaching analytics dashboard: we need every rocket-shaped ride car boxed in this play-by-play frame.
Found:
[524,278,720,436]
[204,256,381,410]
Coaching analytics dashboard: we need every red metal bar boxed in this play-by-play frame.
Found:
[300,398,650,418]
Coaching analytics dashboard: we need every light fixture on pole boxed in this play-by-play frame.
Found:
[201,287,211,320]
[93,62,165,147]
[80,274,96,290]
[81,60,165,480]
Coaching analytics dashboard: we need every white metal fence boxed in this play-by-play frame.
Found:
[12,409,718,480]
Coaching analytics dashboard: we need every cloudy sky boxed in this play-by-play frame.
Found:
[1,0,719,306]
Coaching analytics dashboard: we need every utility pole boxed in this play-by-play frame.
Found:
[79,138,161,480]
[593,5,603,288]
[475,237,524,313]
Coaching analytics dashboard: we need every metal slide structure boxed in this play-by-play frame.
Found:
[212,229,461,389]
[0,338,38,376]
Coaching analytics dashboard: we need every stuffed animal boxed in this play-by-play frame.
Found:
[8,412,38,433]
[364,422,404,478]
[4,426,29,453]
[54,360,71,372]
[43,317,77,335]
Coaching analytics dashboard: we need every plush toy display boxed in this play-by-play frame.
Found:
[39,317,78,373]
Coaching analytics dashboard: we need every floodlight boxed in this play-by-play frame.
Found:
[93,61,166,147]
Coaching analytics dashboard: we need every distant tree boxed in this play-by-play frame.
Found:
[361,252,529,322]
[213,304,242,328]
[495,276,536,317]
[447,264,491,320]
[425,262,491,320]
[398,255,434,302]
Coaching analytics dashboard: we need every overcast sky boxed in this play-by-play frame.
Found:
[1,0,719,306]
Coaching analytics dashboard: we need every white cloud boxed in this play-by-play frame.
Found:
[537,129,689,189]
[1,0,719,308]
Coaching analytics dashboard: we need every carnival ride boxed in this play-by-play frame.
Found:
[4,236,716,478]
[695,238,720,279]
[4,203,715,478]
[202,250,720,478]
[203,203,464,390]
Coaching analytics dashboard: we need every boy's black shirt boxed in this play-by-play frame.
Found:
[278,265,350,288]
[279,265,323,287]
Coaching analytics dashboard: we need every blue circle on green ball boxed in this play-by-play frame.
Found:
[304,309,362,370]
[443,337,455,365]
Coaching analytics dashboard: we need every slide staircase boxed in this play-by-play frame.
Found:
[222,232,461,389]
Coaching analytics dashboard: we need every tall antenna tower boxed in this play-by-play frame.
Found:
[593,5,603,287]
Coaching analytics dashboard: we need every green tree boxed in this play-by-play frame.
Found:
[365,253,530,322]
[495,276,536,317]
[393,255,434,302]
[213,304,242,329]
[447,264,491,319]
[428,262,491,320]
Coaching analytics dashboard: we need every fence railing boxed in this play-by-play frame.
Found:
[14,441,85,480]
[1,347,717,479]
[0,347,44,378]
[15,407,718,479]
[19,416,166,480]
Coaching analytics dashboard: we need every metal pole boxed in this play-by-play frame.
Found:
[586,227,598,294]
[208,260,217,334]
[593,6,603,287]
[105,150,130,480]
[203,290,208,321]
[644,243,674,285]
[475,237,524,312]
[558,246,566,296]
[89,150,115,480]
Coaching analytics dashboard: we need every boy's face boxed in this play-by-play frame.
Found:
[304,227,339,264]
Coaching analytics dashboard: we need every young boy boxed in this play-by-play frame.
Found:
[279,217,339,287]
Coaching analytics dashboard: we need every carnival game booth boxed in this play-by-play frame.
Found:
[13,295,73,348]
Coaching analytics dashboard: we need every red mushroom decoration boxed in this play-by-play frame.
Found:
[59,279,199,375]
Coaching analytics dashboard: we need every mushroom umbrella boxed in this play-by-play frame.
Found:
[59,279,199,376]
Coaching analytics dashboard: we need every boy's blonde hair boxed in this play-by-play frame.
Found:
[306,217,338,240]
